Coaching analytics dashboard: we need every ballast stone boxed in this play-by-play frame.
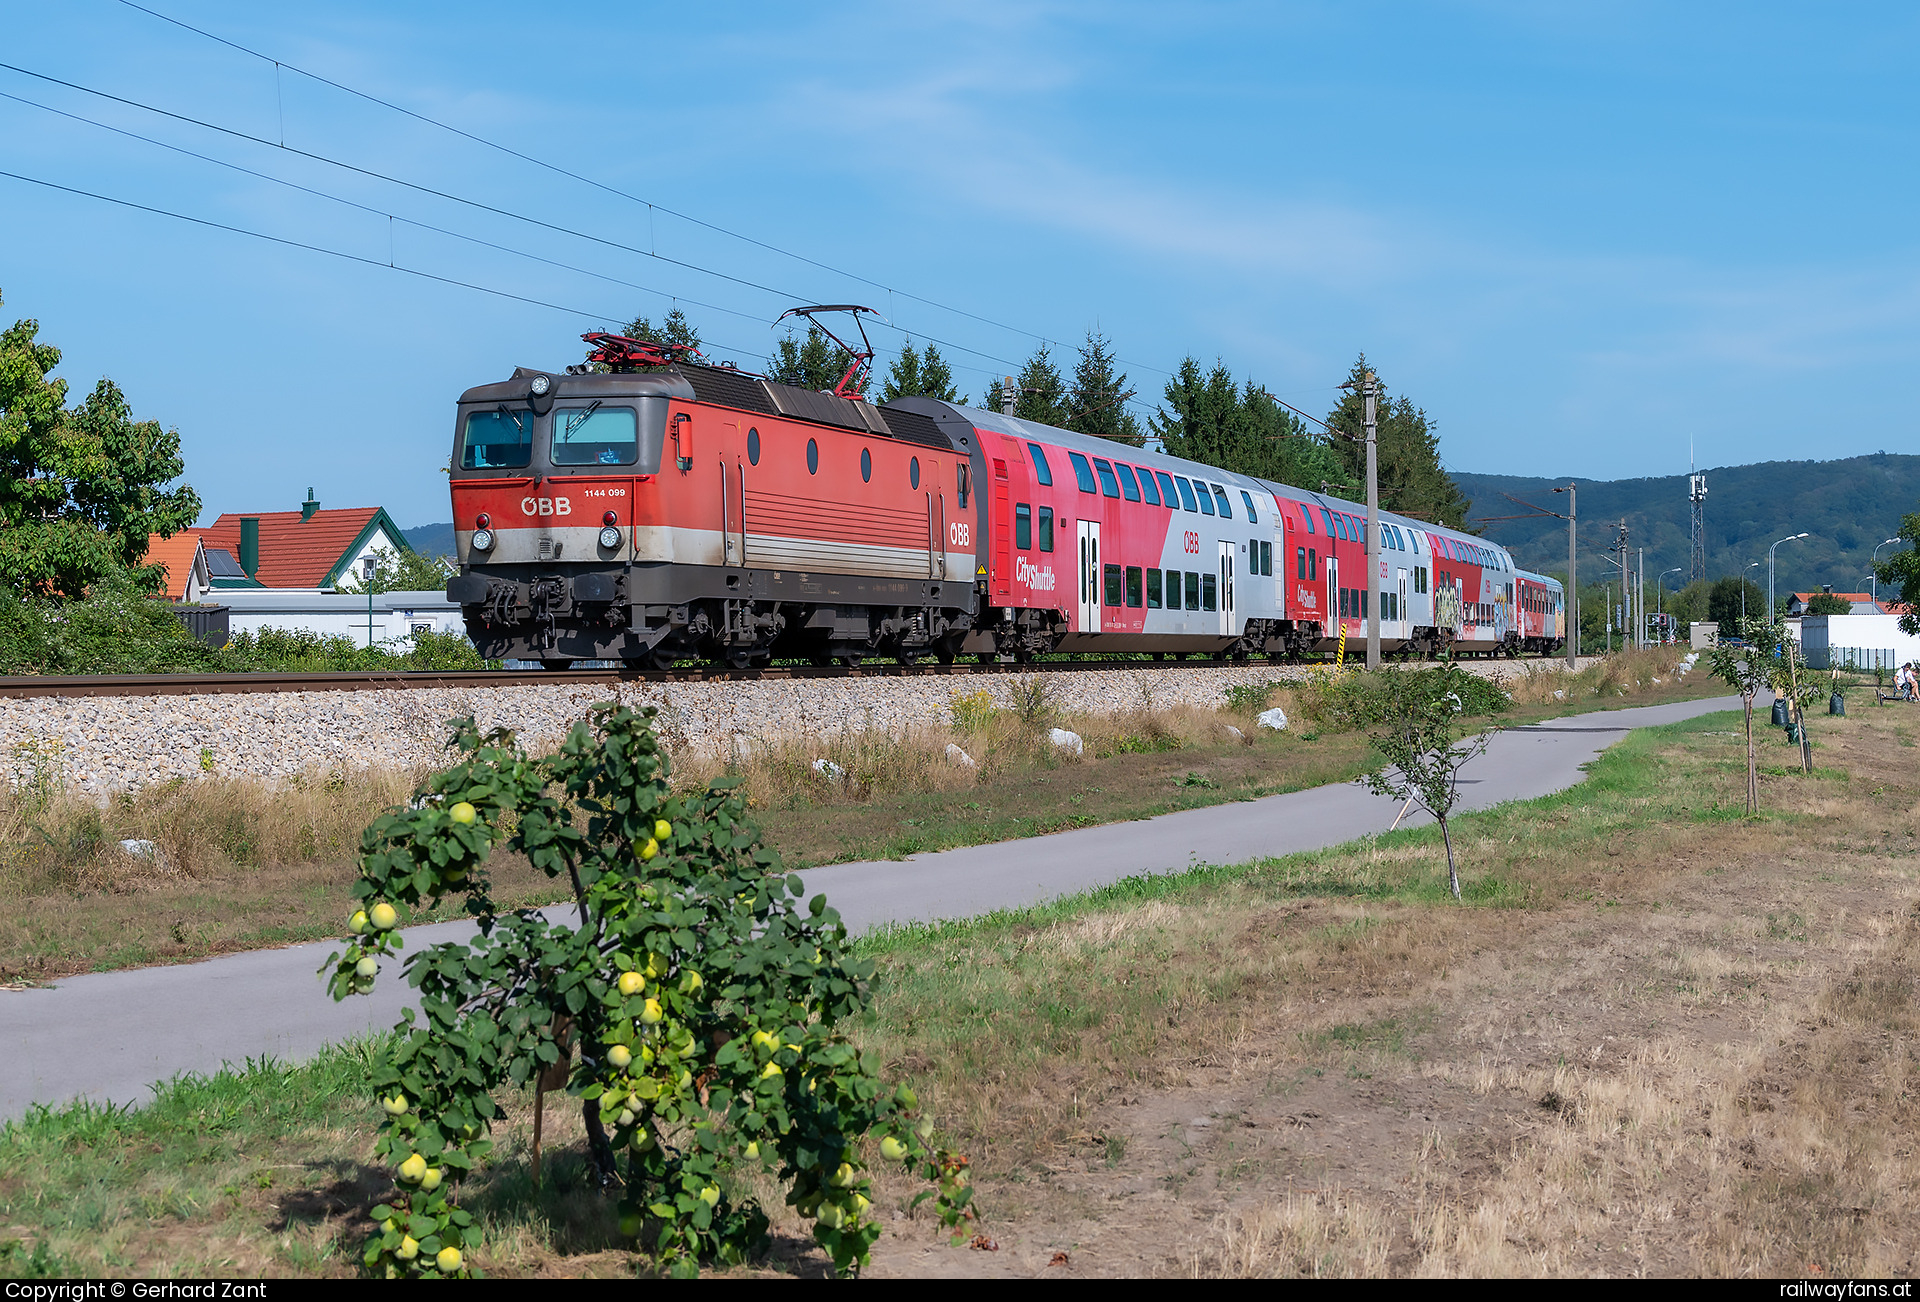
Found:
[1256,707,1288,731]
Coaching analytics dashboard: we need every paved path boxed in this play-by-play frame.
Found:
[0,693,1744,1120]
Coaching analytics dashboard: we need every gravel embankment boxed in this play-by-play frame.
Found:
[0,658,1604,794]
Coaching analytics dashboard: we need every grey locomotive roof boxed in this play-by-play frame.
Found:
[457,367,694,406]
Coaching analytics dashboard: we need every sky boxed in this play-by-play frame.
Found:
[4,0,1919,530]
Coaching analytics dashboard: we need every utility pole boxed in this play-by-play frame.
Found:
[1365,372,1380,670]
[1001,376,1015,417]
[1604,581,1612,653]
[1637,547,1645,648]
[1553,482,1577,666]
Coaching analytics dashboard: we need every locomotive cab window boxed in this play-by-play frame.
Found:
[552,404,639,466]
[461,407,533,470]
[957,462,969,505]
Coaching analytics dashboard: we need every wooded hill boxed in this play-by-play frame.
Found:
[1455,453,1920,595]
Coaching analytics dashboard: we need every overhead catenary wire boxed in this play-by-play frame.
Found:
[109,0,1175,382]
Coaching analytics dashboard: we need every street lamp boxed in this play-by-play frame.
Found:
[362,555,379,649]
[1743,560,1761,625]
[1659,567,1682,642]
[1768,532,1808,622]
[1870,536,1902,605]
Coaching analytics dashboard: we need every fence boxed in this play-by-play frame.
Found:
[1821,646,1906,672]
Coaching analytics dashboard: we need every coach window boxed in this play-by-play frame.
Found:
[1104,563,1123,606]
[909,455,919,488]
[747,427,761,465]
[1319,507,1334,535]
[1259,540,1272,575]
[1015,503,1032,550]
[1297,545,1308,580]
[1300,505,1314,533]
[1167,477,1193,511]
[1038,505,1054,552]
[861,448,872,482]
[806,438,819,474]
[1309,547,1318,580]
[1146,568,1162,608]
[1155,471,1179,507]
[1241,490,1258,522]
[1027,443,1054,486]
[461,408,534,469]
[1116,464,1142,502]
[1137,469,1161,506]
[1193,483,1215,516]
[1094,459,1121,498]
[1067,451,1097,493]
[1185,571,1201,611]
[1202,573,1217,612]
[1212,485,1232,517]
[1125,566,1143,607]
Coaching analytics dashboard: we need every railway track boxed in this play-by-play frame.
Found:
[0,657,1275,699]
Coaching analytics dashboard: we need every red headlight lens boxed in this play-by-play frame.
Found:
[475,513,491,529]
[602,510,618,526]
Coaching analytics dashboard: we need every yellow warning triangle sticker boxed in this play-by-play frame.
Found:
[977,565,987,575]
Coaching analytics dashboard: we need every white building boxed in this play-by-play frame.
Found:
[1799,613,1920,671]
[218,589,467,646]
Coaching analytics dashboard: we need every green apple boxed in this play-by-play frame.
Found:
[640,998,663,1025]
[449,801,476,824]
[631,1128,655,1151]
[681,970,703,994]
[355,957,379,979]
[759,1062,782,1081]
[880,1137,906,1162]
[435,1246,461,1273]
[641,837,659,860]
[618,1210,644,1237]
[830,1161,855,1188]
[398,1153,427,1184]
[653,819,672,841]
[607,1044,633,1070]
[618,970,646,996]
[818,1203,845,1230]
[420,1167,443,1192]
[698,1185,719,1208]
[395,1235,419,1261]
[744,1140,760,1159]
[348,909,369,934]
[369,902,398,931]
[616,1107,636,1128]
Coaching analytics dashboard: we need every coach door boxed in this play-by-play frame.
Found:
[1078,519,1101,633]
[1218,540,1236,636]
[991,457,1011,601]
[1325,555,1339,634]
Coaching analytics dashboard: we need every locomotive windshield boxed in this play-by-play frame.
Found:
[461,407,533,469]
[552,403,637,466]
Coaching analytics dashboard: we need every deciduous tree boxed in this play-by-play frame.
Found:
[1873,513,1920,635]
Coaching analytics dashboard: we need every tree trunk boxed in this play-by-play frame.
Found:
[1743,694,1757,815]
[1440,815,1461,901]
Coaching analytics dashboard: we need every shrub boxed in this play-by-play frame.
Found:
[324,704,972,1278]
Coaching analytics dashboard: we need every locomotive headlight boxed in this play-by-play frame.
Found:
[471,528,495,552]
[528,375,551,397]
[598,525,622,549]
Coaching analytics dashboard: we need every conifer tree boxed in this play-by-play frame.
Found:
[770,324,865,397]
[1067,329,1142,446]
[880,340,959,403]
[1007,345,1072,425]
[1149,357,1343,488]
[621,306,702,351]
[1323,355,1472,528]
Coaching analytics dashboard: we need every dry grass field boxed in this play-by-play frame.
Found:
[6,688,1916,1279]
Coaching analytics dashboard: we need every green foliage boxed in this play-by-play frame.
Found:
[1706,615,1790,813]
[1352,663,1500,900]
[325,705,971,1278]
[1873,511,1920,636]
[1804,592,1852,615]
[1066,329,1142,446]
[1006,345,1072,424]
[334,546,452,595]
[217,626,493,673]
[0,290,200,596]
[1151,358,1344,489]
[770,324,865,398]
[880,340,958,403]
[1221,681,1279,715]
[622,307,702,354]
[1708,575,1765,633]
[1298,664,1509,730]
[1324,356,1473,530]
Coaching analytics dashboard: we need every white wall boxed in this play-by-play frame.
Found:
[1800,613,1920,670]
[217,589,468,646]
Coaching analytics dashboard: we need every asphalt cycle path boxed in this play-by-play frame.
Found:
[0,692,1745,1120]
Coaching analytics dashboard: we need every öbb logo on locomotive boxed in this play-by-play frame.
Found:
[444,328,1566,668]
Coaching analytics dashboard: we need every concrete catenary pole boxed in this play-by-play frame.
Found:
[1637,547,1645,649]
[1365,373,1380,670]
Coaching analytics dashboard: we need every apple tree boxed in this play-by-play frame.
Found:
[323,703,973,1278]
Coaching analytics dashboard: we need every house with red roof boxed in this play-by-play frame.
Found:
[143,530,213,603]
[200,489,414,591]
[1787,589,1882,616]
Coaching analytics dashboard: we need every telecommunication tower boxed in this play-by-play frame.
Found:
[1688,437,1707,583]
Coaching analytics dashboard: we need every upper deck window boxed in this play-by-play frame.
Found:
[1174,477,1199,511]
[1136,469,1161,506]
[1154,471,1178,507]
[1240,490,1258,523]
[552,404,637,466]
[1193,483,1215,515]
[1093,459,1121,498]
[461,408,533,469]
[1067,451,1097,493]
[1300,504,1314,533]
[1115,463,1142,502]
[1027,443,1054,486]
[1212,485,1233,517]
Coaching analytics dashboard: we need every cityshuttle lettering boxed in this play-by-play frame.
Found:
[519,497,573,517]
[1015,557,1056,592]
